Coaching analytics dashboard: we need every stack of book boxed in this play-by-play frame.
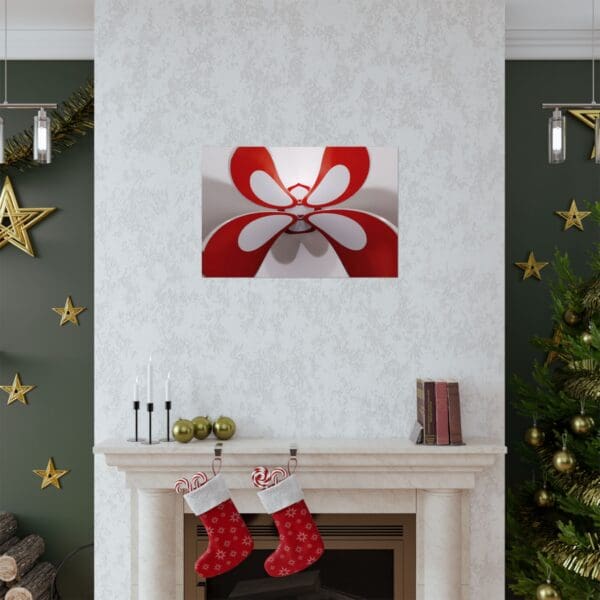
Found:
[413,379,463,445]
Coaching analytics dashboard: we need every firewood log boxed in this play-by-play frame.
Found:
[0,538,18,556]
[0,516,17,548]
[4,562,55,600]
[0,536,45,582]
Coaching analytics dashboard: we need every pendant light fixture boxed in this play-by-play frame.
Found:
[542,0,599,164]
[0,0,56,164]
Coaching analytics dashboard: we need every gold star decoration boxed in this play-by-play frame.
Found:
[52,296,86,326]
[33,458,69,490]
[568,109,600,159]
[515,251,549,281]
[0,373,36,406]
[555,199,591,231]
[0,176,56,257]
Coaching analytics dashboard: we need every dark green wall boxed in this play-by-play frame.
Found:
[0,61,93,597]
[506,62,597,486]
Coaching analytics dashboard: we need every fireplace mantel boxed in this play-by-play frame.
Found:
[94,438,505,600]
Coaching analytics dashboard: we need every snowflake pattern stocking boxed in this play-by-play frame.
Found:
[257,474,324,577]
[184,474,254,578]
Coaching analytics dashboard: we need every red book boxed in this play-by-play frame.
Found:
[434,381,449,445]
[447,381,463,445]
[417,379,436,445]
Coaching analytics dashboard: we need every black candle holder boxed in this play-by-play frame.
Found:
[127,401,143,442]
[161,401,173,442]
[142,402,156,445]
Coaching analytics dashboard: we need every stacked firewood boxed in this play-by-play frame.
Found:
[0,513,55,600]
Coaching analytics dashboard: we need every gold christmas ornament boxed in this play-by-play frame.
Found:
[33,458,69,490]
[562,309,581,326]
[0,176,56,257]
[580,330,593,345]
[536,581,561,600]
[514,251,548,281]
[570,413,594,436]
[213,416,236,440]
[534,486,555,508]
[192,416,212,440]
[172,419,195,443]
[553,447,576,473]
[0,373,36,406]
[525,424,545,447]
[555,199,591,231]
[52,295,86,326]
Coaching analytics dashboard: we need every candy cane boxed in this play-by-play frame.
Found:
[191,471,209,490]
[174,477,191,494]
[251,466,288,489]
[269,467,288,486]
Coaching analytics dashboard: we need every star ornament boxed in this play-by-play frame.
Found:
[515,251,549,281]
[0,373,36,406]
[0,176,56,256]
[33,458,69,490]
[52,296,86,326]
[568,109,600,158]
[555,199,591,231]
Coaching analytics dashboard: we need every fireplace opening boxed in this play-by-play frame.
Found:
[184,514,416,600]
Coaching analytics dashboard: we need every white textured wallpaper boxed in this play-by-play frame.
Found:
[95,1,505,598]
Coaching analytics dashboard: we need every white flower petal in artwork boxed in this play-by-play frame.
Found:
[307,164,350,205]
[308,212,367,250]
[238,214,294,252]
[250,170,293,206]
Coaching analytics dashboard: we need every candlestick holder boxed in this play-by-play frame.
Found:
[127,401,144,442]
[161,401,173,442]
[142,403,158,445]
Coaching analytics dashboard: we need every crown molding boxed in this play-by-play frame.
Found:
[3,29,93,60]
[507,29,599,60]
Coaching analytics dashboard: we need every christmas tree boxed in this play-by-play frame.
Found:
[508,202,600,599]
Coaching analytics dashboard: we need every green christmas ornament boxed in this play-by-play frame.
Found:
[192,416,212,440]
[213,416,236,440]
[172,418,195,443]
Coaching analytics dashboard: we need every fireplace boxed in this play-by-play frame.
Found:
[184,514,416,599]
[94,437,504,600]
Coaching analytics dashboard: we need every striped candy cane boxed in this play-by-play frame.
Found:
[251,466,288,490]
[191,471,209,490]
[174,477,191,494]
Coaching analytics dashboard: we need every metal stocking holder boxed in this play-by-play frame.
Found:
[212,442,223,475]
[288,444,298,475]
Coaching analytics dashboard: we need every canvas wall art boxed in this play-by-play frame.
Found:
[202,146,398,278]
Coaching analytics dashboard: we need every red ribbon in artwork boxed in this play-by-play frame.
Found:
[202,146,398,277]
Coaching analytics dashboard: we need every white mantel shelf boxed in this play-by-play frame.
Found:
[95,438,505,600]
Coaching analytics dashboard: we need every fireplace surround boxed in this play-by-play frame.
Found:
[94,438,504,600]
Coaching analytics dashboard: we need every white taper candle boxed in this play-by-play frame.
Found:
[147,356,153,405]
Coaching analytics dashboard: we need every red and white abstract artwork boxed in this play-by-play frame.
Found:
[202,147,398,278]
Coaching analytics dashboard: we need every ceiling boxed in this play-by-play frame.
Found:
[507,0,600,59]
[0,1,596,60]
[2,0,93,59]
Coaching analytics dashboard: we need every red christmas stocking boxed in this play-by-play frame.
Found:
[184,474,254,578]
[257,474,324,577]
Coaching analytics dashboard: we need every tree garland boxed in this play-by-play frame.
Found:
[1,81,94,172]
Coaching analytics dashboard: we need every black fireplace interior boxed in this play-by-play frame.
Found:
[205,548,394,599]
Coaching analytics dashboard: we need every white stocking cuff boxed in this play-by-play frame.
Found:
[184,473,231,516]
[257,474,304,514]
